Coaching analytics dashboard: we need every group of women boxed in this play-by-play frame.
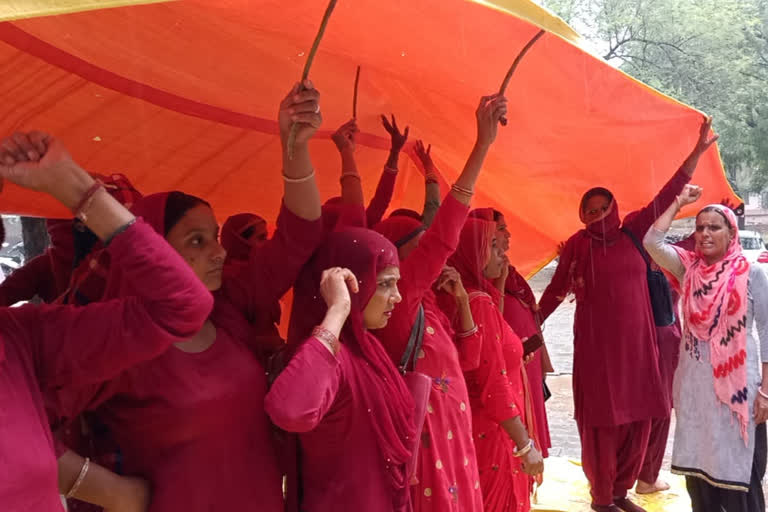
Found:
[0,78,763,512]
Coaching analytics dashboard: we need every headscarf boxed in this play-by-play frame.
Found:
[321,196,366,232]
[672,204,750,442]
[221,213,267,261]
[468,207,496,222]
[373,216,425,250]
[439,218,500,324]
[287,228,416,507]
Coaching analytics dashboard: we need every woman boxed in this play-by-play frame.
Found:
[445,217,544,512]
[371,92,507,512]
[644,186,768,511]
[53,81,325,512]
[0,131,213,511]
[538,118,717,512]
[470,207,553,458]
[266,228,416,512]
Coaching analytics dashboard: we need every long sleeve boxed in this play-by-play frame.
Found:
[366,168,397,227]
[538,235,577,321]
[466,297,520,423]
[264,337,342,432]
[643,227,685,282]
[749,267,768,361]
[223,203,323,317]
[457,326,483,372]
[623,169,691,240]
[376,194,469,361]
[0,253,56,306]
[10,221,213,390]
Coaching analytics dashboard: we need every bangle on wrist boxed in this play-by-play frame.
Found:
[66,457,90,498]
[313,325,340,356]
[758,387,768,400]
[512,439,533,458]
[340,172,361,183]
[451,184,473,197]
[384,166,398,175]
[456,325,478,339]
[71,181,103,222]
[104,219,137,246]
[283,169,315,184]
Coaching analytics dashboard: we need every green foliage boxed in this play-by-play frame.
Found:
[538,0,768,193]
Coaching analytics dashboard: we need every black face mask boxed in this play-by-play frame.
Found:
[72,220,99,269]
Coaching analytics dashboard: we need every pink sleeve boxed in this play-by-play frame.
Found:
[224,203,323,316]
[538,235,577,322]
[366,168,398,227]
[17,221,213,389]
[466,299,520,424]
[384,195,469,359]
[623,169,690,239]
[0,253,56,306]
[264,337,342,432]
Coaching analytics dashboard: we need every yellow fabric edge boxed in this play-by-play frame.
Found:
[0,0,175,22]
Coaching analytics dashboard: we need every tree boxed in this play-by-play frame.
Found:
[538,0,768,193]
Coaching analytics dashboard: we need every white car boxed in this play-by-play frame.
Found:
[739,230,765,264]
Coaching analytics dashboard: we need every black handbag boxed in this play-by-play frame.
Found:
[622,227,676,327]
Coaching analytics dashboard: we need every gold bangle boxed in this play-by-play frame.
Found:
[340,172,362,182]
[451,184,473,196]
[512,439,533,458]
[65,457,90,498]
[283,169,315,184]
[312,325,340,356]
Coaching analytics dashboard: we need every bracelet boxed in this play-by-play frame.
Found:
[384,166,398,175]
[283,169,315,184]
[758,388,768,400]
[72,181,103,222]
[312,325,340,356]
[451,184,474,197]
[512,439,533,458]
[340,172,361,182]
[456,325,478,339]
[66,457,90,498]
[104,218,137,247]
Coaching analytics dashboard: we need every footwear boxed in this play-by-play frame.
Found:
[591,505,621,512]
[635,478,671,494]
[613,496,647,512]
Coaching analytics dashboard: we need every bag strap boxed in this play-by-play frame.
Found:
[399,303,425,374]
[621,227,651,270]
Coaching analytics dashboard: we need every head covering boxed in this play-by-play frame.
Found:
[288,228,415,506]
[321,196,366,232]
[373,216,425,251]
[468,207,496,222]
[672,204,750,442]
[579,187,620,243]
[389,208,422,221]
[221,213,268,261]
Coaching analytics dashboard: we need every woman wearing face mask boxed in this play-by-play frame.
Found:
[0,131,213,512]
[443,217,543,512]
[265,228,416,512]
[538,118,718,512]
[52,81,324,512]
[644,185,768,512]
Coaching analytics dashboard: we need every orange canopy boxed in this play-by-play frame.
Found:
[0,0,737,276]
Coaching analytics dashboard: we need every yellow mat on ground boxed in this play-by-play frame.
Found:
[532,457,691,511]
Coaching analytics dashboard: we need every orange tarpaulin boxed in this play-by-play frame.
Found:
[0,0,737,276]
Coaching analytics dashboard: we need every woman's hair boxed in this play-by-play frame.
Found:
[164,191,210,236]
[697,206,734,230]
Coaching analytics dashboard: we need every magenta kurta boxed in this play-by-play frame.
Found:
[374,195,484,512]
[0,222,212,512]
[54,197,322,512]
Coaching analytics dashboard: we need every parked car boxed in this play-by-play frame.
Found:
[740,230,765,264]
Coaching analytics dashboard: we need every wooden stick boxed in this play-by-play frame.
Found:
[498,29,546,126]
[352,65,361,119]
[287,0,339,159]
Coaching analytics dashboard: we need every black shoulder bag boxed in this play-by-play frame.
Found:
[622,227,675,327]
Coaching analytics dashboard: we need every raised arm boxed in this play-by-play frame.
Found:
[332,119,365,207]
[264,267,355,432]
[624,117,718,238]
[365,115,408,226]
[0,131,212,389]
[643,184,702,282]
[413,140,441,227]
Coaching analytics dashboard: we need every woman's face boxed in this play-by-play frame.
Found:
[582,194,611,224]
[166,204,227,291]
[495,214,511,252]
[363,265,402,329]
[695,210,734,264]
[482,235,505,280]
